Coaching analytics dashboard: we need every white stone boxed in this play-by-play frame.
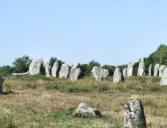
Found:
[74,103,102,118]
[91,66,109,81]
[123,68,127,77]
[160,68,167,86]
[113,67,123,83]
[13,71,29,76]
[51,61,59,77]
[45,58,52,77]
[159,65,166,77]
[59,63,70,79]
[154,64,160,77]
[69,63,81,81]
[127,62,133,77]
[29,59,44,75]
[137,58,145,76]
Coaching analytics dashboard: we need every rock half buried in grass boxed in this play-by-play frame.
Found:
[124,96,147,128]
[74,103,102,118]
[0,77,4,94]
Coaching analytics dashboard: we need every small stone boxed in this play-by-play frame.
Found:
[74,103,102,118]
[127,62,133,77]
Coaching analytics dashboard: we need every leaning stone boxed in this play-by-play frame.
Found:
[91,66,109,81]
[113,67,123,83]
[51,61,59,77]
[45,58,52,77]
[137,58,145,76]
[154,64,160,77]
[59,63,70,79]
[12,71,29,76]
[69,63,81,81]
[0,77,4,94]
[124,96,147,128]
[148,64,152,76]
[29,59,44,75]
[74,103,102,118]
[159,65,166,77]
[127,62,133,77]
[160,68,167,86]
[123,68,127,77]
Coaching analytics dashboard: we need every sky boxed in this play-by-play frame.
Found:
[0,0,167,66]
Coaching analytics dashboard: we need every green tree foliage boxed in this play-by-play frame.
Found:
[0,65,13,76]
[80,64,88,78]
[50,57,64,67]
[85,60,100,76]
[102,65,115,76]
[12,55,32,73]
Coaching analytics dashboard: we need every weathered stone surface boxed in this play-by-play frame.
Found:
[0,77,4,94]
[59,63,70,79]
[123,68,127,77]
[159,65,166,77]
[69,63,81,81]
[45,58,52,77]
[74,103,102,118]
[13,71,29,76]
[91,66,109,81]
[149,64,152,76]
[124,96,147,128]
[51,61,59,77]
[160,68,167,86]
[127,62,133,77]
[137,58,145,76]
[154,64,160,77]
[113,67,123,83]
[29,59,44,75]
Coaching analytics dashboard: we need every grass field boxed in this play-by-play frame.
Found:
[0,75,167,128]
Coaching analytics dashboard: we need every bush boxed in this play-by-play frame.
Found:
[0,65,13,76]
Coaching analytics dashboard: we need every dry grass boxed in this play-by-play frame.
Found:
[0,75,167,128]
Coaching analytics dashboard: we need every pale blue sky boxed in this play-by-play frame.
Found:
[0,0,166,66]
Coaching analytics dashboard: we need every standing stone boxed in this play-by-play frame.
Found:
[91,66,109,81]
[137,58,145,76]
[124,96,147,128]
[29,59,44,75]
[0,77,4,94]
[113,67,123,83]
[127,62,133,77]
[69,63,81,81]
[154,64,160,77]
[59,63,70,79]
[51,61,59,77]
[148,64,152,76]
[159,65,166,77]
[123,68,127,77]
[160,68,167,86]
[45,58,51,77]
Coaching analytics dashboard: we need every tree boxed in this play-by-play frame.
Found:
[0,65,13,76]
[12,55,32,73]
[85,60,100,76]
[102,65,116,76]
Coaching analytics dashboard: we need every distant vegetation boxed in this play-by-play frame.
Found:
[1,44,167,77]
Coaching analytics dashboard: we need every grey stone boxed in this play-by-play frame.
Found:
[45,58,52,77]
[160,68,167,86]
[159,65,166,77]
[29,59,44,75]
[127,62,133,77]
[154,64,160,77]
[148,64,152,76]
[13,71,29,76]
[91,66,109,81]
[74,103,102,118]
[137,58,145,76]
[124,96,147,128]
[51,61,59,77]
[69,63,81,81]
[113,67,123,83]
[123,68,127,77]
[59,63,70,79]
[0,77,4,94]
